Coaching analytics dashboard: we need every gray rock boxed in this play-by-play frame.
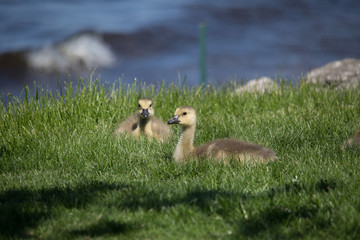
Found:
[235,76,279,94]
[306,58,360,89]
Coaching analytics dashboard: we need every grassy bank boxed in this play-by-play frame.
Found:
[1,78,359,239]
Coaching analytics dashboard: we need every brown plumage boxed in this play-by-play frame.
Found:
[114,98,171,142]
[167,106,276,163]
[342,128,360,150]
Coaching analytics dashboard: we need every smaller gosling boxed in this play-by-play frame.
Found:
[114,98,171,141]
[167,106,276,163]
[341,128,360,150]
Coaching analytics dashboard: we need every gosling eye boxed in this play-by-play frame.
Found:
[150,104,152,108]
[183,112,187,115]
[138,104,141,108]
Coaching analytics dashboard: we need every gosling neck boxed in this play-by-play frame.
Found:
[138,116,153,134]
[174,124,195,162]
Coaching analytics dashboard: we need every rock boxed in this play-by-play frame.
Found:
[235,76,279,94]
[341,128,360,150]
[305,58,360,89]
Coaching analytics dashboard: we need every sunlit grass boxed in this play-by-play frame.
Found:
[0,77,359,239]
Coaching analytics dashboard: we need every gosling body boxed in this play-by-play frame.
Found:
[114,98,171,141]
[168,106,276,163]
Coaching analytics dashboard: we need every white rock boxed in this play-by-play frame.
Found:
[235,76,279,94]
[305,58,360,89]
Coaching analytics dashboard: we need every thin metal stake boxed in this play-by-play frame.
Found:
[199,22,207,87]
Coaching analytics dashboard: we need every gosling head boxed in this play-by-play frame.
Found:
[168,106,196,127]
[137,98,154,120]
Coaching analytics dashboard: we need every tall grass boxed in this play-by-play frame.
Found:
[0,77,359,239]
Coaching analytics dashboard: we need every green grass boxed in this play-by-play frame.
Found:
[1,77,360,239]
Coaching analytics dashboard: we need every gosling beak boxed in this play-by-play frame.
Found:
[167,115,180,124]
[141,109,149,119]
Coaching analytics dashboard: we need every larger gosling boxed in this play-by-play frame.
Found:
[114,98,171,141]
[167,106,276,163]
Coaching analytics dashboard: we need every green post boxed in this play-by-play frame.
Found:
[199,22,207,87]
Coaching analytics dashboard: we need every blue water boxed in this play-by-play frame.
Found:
[0,0,188,52]
[1,0,360,96]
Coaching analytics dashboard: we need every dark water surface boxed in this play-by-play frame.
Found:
[1,0,360,96]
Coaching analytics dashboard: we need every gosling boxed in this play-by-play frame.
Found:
[114,98,171,142]
[342,128,360,150]
[167,106,276,163]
